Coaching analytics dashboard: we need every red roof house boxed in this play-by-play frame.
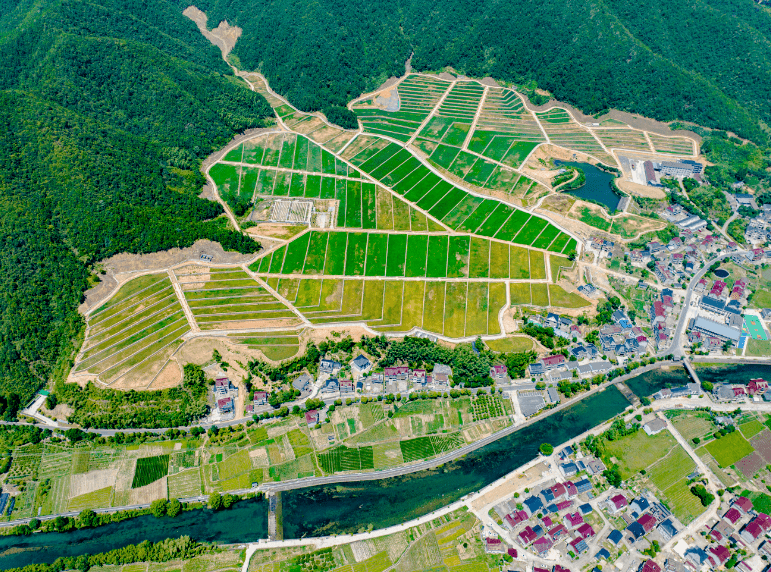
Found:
[563,512,584,529]
[532,537,553,556]
[748,379,769,395]
[710,545,730,566]
[518,526,537,545]
[639,513,657,533]
[734,497,753,514]
[549,524,567,539]
[609,494,627,513]
[641,560,661,572]
[577,523,595,539]
[543,354,566,368]
[724,508,742,524]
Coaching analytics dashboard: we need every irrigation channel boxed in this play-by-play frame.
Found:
[555,160,623,212]
[2,363,769,567]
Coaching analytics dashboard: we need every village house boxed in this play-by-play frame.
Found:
[305,409,320,428]
[351,354,372,376]
[490,364,508,382]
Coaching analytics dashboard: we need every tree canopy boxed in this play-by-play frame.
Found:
[200,0,771,144]
[0,0,273,408]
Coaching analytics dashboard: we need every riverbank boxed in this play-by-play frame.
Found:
[3,361,769,567]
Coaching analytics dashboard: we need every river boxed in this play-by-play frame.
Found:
[621,363,771,400]
[0,499,267,569]
[7,363,769,565]
[555,160,622,212]
[0,386,631,567]
[284,386,630,537]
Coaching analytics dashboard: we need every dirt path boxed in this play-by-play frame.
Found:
[405,80,455,146]
[462,86,489,151]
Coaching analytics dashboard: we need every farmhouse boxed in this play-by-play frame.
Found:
[643,419,666,436]
[351,354,372,376]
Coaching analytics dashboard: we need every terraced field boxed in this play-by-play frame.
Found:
[82,72,700,386]
[175,266,298,330]
[262,276,507,336]
[74,273,191,386]
[255,230,550,279]
[648,133,696,156]
[535,108,616,166]
[341,137,576,254]
[352,75,451,142]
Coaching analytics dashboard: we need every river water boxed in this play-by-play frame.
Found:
[555,160,622,212]
[622,363,771,400]
[5,364,767,566]
[282,386,630,537]
[0,499,268,569]
[0,386,631,567]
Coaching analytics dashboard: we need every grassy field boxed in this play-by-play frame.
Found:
[741,420,766,439]
[704,431,755,467]
[604,429,676,479]
[485,336,533,353]
[548,285,589,308]
[668,411,715,441]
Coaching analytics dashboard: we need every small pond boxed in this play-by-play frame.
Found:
[555,160,622,212]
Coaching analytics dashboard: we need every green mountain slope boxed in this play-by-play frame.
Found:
[199,0,771,143]
[0,0,273,412]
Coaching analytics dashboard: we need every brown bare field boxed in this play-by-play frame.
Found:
[109,343,181,390]
[470,461,550,511]
[69,469,118,498]
[146,359,183,390]
[539,193,575,215]
[128,477,167,504]
[245,223,308,240]
[616,178,666,199]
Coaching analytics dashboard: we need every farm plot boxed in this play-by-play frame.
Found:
[280,277,505,338]
[227,331,300,361]
[400,434,464,463]
[346,139,571,252]
[704,431,755,467]
[179,267,297,329]
[208,163,255,207]
[267,231,548,281]
[669,411,715,442]
[648,133,696,156]
[415,82,484,146]
[472,88,545,142]
[425,144,538,192]
[594,128,652,153]
[536,108,616,166]
[353,75,451,142]
[132,454,170,488]
[74,273,190,385]
[318,445,374,473]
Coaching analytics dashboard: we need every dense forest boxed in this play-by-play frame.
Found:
[196,0,771,144]
[0,0,274,413]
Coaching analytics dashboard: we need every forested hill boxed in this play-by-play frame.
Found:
[198,0,771,144]
[0,0,273,414]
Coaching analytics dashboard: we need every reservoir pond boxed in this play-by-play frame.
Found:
[555,160,622,212]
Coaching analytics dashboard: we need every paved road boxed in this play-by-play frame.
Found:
[665,250,748,358]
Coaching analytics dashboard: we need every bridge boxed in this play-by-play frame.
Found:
[683,359,702,387]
